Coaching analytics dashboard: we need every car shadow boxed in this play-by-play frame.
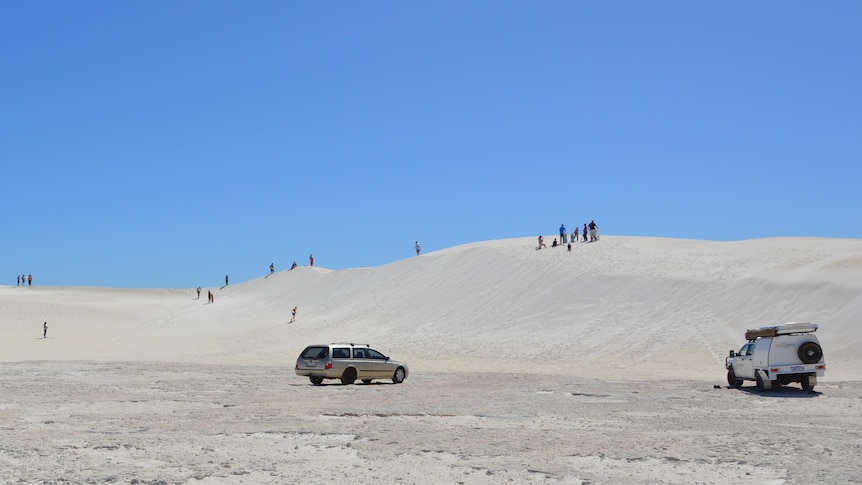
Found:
[733,386,821,398]
[311,381,398,387]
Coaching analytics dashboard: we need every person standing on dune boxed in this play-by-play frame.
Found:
[43,321,47,339]
[589,220,598,241]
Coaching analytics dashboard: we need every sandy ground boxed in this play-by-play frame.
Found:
[2,361,860,485]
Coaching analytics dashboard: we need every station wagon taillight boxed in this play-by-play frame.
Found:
[325,361,333,369]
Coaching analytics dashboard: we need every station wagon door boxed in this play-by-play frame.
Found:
[351,348,375,377]
[365,348,391,378]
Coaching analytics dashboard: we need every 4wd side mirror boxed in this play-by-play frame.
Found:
[729,350,735,358]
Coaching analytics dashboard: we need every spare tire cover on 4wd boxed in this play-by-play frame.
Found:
[798,341,823,364]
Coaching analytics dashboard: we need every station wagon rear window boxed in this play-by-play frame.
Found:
[301,346,329,359]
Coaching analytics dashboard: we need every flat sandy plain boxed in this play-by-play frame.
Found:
[2,237,861,483]
[3,362,861,485]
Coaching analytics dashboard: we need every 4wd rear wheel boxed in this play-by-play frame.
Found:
[755,373,765,390]
[392,367,406,384]
[340,367,356,385]
[309,376,324,386]
[798,342,823,364]
[727,368,742,388]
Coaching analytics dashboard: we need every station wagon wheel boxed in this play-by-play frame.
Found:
[341,367,356,385]
[727,369,742,388]
[392,367,406,384]
[309,376,324,386]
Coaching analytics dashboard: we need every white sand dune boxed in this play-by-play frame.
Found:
[3,236,860,380]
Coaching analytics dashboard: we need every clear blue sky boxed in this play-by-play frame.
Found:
[2,2,860,288]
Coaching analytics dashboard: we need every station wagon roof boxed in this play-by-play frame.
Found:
[304,343,371,348]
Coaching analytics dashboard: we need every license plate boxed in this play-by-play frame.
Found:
[306,361,316,367]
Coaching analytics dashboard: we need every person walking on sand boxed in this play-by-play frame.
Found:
[309,254,314,267]
[196,287,201,299]
[415,241,421,256]
[290,306,297,323]
[225,274,229,286]
[538,235,546,249]
[43,321,47,338]
[28,274,32,286]
[573,226,579,243]
[270,263,275,275]
[583,224,588,242]
[290,261,297,270]
[17,275,20,286]
[560,224,567,244]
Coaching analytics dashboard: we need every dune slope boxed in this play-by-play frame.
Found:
[2,236,860,380]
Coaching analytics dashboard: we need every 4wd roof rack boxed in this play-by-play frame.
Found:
[745,322,818,341]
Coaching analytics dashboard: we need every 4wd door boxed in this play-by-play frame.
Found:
[733,343,756,379]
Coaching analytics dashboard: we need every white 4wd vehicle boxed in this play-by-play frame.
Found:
[726,322,825,391]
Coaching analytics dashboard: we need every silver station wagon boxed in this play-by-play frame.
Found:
[295,343,409,385]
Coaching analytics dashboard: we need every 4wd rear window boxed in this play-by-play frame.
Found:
[301,346,329,359]
[332,348,350,359]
